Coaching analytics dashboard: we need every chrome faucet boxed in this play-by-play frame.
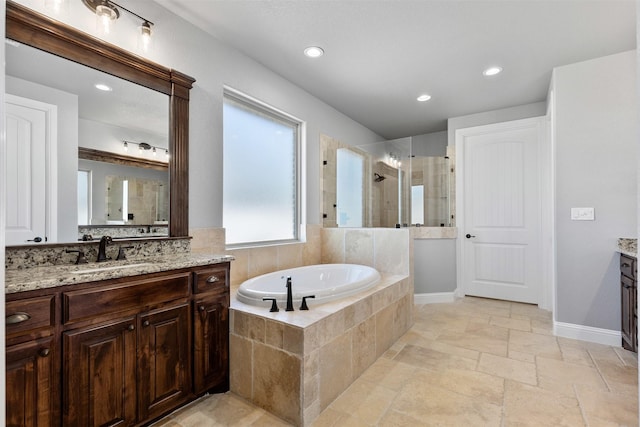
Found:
[285,276,294,311]
[97,235,113,262]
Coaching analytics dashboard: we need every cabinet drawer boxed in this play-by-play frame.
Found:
[63,272,190,324]
[6,295,55,338]
[621,254,636,280]
[194,266,229,294]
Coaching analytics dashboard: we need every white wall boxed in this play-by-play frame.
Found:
[448,101,547,147]
[412,130,447,156]
[553,50,637,331]
[6,75,78,242]
[12,0,382,230]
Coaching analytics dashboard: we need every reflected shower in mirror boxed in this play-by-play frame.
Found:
[320,134,454,228]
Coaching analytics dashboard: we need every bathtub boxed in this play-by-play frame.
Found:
[236,264,381,307]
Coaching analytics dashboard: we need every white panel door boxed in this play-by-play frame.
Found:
[5,95,51,245]
[459,118,543,304]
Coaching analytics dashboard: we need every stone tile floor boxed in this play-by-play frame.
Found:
[154,297,638,426]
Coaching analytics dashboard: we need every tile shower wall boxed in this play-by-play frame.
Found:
[320,134,371,228]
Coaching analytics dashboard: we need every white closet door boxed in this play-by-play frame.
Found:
[458,117,543,304]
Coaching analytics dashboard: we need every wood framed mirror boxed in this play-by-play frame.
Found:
[6,0,194,238]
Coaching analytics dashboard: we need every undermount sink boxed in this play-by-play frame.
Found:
[72,263,153,275]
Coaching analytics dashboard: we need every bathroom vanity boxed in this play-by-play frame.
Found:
[5,256,231,426]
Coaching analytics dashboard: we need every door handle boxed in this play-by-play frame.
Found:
[465,234,476,239]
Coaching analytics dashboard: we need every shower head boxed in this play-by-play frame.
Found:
[374,173,386,182]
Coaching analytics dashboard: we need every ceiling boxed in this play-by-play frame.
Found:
[156,0,636,140]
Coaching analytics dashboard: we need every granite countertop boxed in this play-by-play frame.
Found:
[618,238,637,258]
[5,253,234,294]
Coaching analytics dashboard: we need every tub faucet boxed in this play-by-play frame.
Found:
[97,235,113,262]
[285,276,294,311]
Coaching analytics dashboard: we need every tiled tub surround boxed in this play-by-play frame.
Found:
[230,274,412,426]
[229,227,412,426]
[5,237,191,271]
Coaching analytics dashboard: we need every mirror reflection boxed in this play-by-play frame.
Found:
[5,40,170,243]
[321,134,453,228]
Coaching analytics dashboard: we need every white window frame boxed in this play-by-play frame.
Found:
[223,87,306,248]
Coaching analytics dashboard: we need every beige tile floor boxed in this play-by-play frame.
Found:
[154,297,639,426]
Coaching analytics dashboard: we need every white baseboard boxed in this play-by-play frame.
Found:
[414,292,456,304]
[553,321,621,347]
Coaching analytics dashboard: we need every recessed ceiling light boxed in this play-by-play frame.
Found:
[95,83,112,91]
[483,66,503,76]
[304,46,324,58]
[417,94,431,102]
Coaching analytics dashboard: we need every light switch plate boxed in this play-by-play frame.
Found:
[571,207,595,221]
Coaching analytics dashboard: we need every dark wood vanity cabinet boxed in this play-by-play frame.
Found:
[620,254,637,352]
[5,262,230,427]
[5,295,57,427]
[192,266,230,394]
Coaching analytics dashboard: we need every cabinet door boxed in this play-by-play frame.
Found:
[6,337,54,427]
[193,296,229,394]
[138,303,191,421]
[63,318,137,427]
[621,275,635,351]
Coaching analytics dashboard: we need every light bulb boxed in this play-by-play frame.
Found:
[96,3,117,36]
[139,21,153,53]
[152,147,157,156]
[123,141,128,152]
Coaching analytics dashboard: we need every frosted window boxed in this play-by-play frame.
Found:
[77,170,91,225]
[223,92,299,246]
[336,148,363,227]
[411,185,424,225]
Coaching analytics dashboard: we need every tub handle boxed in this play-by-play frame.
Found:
[300,295,316,311]
[263,298,279,312]
[206,275,220,284]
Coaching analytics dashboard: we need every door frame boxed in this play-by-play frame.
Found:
[455,116,554,311]
[5,93,58,244]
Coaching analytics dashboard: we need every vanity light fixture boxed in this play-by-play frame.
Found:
[82,0,155,48]
[483,66,503,76]
[304,46,324,58]
[417,94,431,102]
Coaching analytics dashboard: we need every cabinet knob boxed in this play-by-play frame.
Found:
[206,275,220,284]
[6,312,31,325]
[199,305,206,312]
[127,324,135,331]
[143,320,150,327]
[39,348,50,357]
